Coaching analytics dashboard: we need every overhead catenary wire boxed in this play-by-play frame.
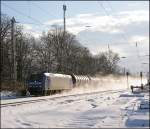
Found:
[2,3,45,26]
[2,2,65,33]
[3,2,148,51]
[1,11,44,27]
[103,1,149,56]
[107,3,149,63]
[97,1,149,64]
[97,1,129,43]
[97,1,149,75]
[31,2,58,19]
[96,0,149,61]
[2,2,147,51]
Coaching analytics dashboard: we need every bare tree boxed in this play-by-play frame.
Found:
[95,50,120,74]
[1,14,11,81]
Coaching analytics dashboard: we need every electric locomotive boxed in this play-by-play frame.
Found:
[27,72,99,95]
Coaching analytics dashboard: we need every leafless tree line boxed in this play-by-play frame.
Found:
[0,14,121,89]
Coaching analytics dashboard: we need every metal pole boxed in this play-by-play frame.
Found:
[123,67,126,75]
[140,71,143,85]
[108,44,111,72]
[108,44,111,60]
[11,17,17,83]
[62,5,66,73]
[108,44,110,53]
[63,5,66,34]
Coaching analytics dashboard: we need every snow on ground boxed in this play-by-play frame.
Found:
[1,89,149,128]
[1,75,149,128]
[0,91,19,100]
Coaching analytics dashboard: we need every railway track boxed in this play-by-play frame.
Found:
[1,89,125,108]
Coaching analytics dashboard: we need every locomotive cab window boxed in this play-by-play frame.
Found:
[29,74,43,81]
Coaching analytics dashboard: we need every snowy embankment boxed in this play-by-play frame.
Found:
[0,91,18,100]
[1,75,149,128]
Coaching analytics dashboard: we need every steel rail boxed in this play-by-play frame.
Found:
[1,89,125,108]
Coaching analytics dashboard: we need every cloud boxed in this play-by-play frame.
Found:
[20,23,43,38]
[44,9,149,35]
[118,10,149,24]
[19,8,148,73]
[129,35,149,44]
[74,9,149,74]
[21,24,33,30]
[77,29,149,56]
[23,28,41,38]
[23,9,148,40]
[28,31,41,38]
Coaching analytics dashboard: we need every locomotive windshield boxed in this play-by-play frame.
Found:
[29,74,43,81]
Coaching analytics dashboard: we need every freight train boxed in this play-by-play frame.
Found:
[27,73,99,95]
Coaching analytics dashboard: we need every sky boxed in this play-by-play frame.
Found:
[1,1,149,75]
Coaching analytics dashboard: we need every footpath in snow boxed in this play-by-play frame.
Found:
[1,88,149,128]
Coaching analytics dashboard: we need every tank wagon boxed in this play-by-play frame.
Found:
[27,73,99,95]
